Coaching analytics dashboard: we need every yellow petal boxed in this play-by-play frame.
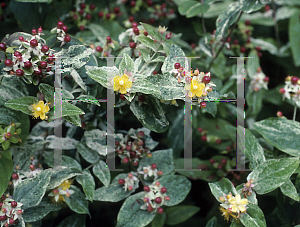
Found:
[33,112,40,118]
[120,87,127,94]
[231,205,238,213]
[235,194,241,203]
[32,103,37,110]
[228,198,236,205]
[40,112,46,120]
[121,74,129,80]
[239,205,246,212]
[125,80,132,89]
[114,84,120,91]
[240,199,248,205]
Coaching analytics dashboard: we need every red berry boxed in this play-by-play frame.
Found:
[35,68,42,76]
[9,218,14,225]
[133,27,139,35]
[155,197,162,204]
[57,21,64,29]
[0,195,5,200]
[148,0,154,6]
[245,20,251,26]
[257,52,262,58]
[31,29,37,35]
[149,18,155,24]
[79,25,85,31]
[11,201,17,208]
[14,51,21,57]
[137,131,144,138]
[118,179,125,185]
[80,3,86,9]
[152,71,157,75]
[190,43,196,49]
[40,61,47,68]
[120,94,126,100]
[157,170,163,176]
[37,27,42,34]
[240,46,246,53]
[151,163,157,169]
[122,157,129,164]
[132,22,138,28]
[5,132,11,138]
[202,75,211,84]
[161,187,167,193]
[73,14,78,20]
[144,31,148,36]
[114,7,120,14]
[157,207,164,214]
[98,11,104,18]
[0,2,6,9]
[90,4,96,11]
[15,69,24,77]
[255,46,261,51]
[19,36,25,42]
[227,37,231,42]
[201,135,207,141]
[174,63,180,69]
[64,35,71,42]
[4,59,12,67]
[30,39,38,48]
[129,16,134,22]
[218,164,223,169]
[209,159,215,164]
[130,1,136,7]
[216,139,222,144]
[247,38,251,44]
[96,46,103,52]
[41,45,49,53]
[138,95,146,102]
[29,164,35,170]
[106,36,112,43]
[0,215,6,221]
[236,175,241,180]
[221,158,227,165]
[263,77,269,83]
[233,39,238,45]
[265,5,270,11]
[47,55,54,62]
[106,13,111,19]
[0,43,6,51]
[62,25,68,32]
[147,206,153,212]
[12,173,19,180]
[277,111,283,117]
[144,186,150,192]
[86,14,92,20]
[129,42,136,49]
[291,76,298,85]
[226,146,231,151]
[200,102,207,108]
[126,145,131,151]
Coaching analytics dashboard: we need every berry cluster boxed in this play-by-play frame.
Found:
[1,28,54,84]
[115,130,152,166]
[0,196,23,227]
[249,67,269,92]
[118,172,139,191]
[279,76,300,107]
[50,21,71,46]
[140,181,169,214]
[0,123,22,151]
[137,163,163,180]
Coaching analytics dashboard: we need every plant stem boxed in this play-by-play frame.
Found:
[138,44,161,74]
[206,11,243,72]
[201,0,206,34]
[85,159,101,170]
[293,105,297,121]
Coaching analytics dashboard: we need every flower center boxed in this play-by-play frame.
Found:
[193,85,198,90]
[119,80,124,85]
[36,107,41,111]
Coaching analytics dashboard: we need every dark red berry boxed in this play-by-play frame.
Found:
[265,5,270,11]
[14,51,21,56]
[24,61,32,68]
[80,3,86,9]
[4,59,12,67]
[149,18,155,24]
[255,46,261,51]
[0,215,6,221]
[15,69,24,77]
[35,68,42,76]
[47,55,54,62]
[236,175,241,180]
[96,46,103,52]
[129,42,136,49]
[257,52,262,58]
[122,157,129,164]
[106,13,111,19]
[130,1,136,7]
[233,39,238,45]
[90,4,96,10]
[263,77,269,83]
[126,145,131,151]
[144,186,150,192]
[64,35,71,42]
[0,195,5,200]
[161,187,167,193]
[31,29,37,35]
[132,22,138,28]
[12,173,18,180]
[98,11,104,18]
[291,76,298,85]
[151,163,157,169]
[9,218,14,225]
[73,14,78,20]
[155,197,162,204]
[200,102,207,108]
[0,2,6,9]
[0,43,6,51]
[5,132,11,138]
[279,88,285,94]
[19,36,25,42]
[29,164,35,170]
[174,63,180,69]
[118,179,125,185]
[133,27,139,35]
[79,9,84,15]
[202,75,211,84]
[147,206,153,212]
[62,25,68,32]
[144,31,148,36]
[201,135,207,141]
[86,14,92,20]
[216,139,222,144]
[129,16,134,22]
[157,207,164,214]
[245,20,251,26]
[147,0,154,6]
[221,159,227,165]
[38,27,43,33]
[218,164,223,169]
[137,131,144,138]
[79,25,85,31]
[57,21,64,29]
[40,61,47,68]
[11,201,17,208]
[30,39,38,48]
[114,7,120,14]
[247,38,251,43]
[227,37,231,42]
[106,36,112,43]
[120,94,126,100]
[240,46,246,53]
[152,71,157,75]
[41,45,49,53]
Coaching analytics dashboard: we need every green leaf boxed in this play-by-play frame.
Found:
[13,169,52,209]
[76,142,100,164]
[85,65,119,88]
[187,3,210,18]
[146,73,184,100]
[88,23,110,46]
[156,175,191,206]
[76,170,95,202]
[215,2,242,41]
[70,69,87,92]
[280,179,299,201]
[44,155,82,170]
[205,216,218,227]
[254,118,300,157]
[139,149,175,176]
[63,115,81,127]
[141,23,162,43]
[137,36,158,51]
[246,89,264,116]
[202,102,217,117]
[116,191,156,227]
[130,96,169,133]
[47,168,82,189]
[2,140,10,150]
[208,178,238,201]
[289,13,300,66]
[15,0,52,2]
[93,160,111,187]
[243,127,266,169]
[167,111,184,158]
[151,212,166,227]
[119,53,134,74]
[250,38,278,56]
[94,173,138,202]
[5,96,38,115]
[0,151,13,196]
[165,205,200,225]
[161,44,187,74]
[64,185,90,217]
[38,83,54,103]
[247,157,299,194]
[84,129,106,156]
[76,95,100,106]
[57,214,86,227]
[51,102,84,120]
[247,50,260,77]
[239,203,266,227]
[22,197,63,222]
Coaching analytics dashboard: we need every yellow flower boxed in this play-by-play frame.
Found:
[228,194,248,213]
[188,78,205,98]
[219,206,237,222]
[113,74,132,94]
[59,179,72,191]
[31,101,50,120]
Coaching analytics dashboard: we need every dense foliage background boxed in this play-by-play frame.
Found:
[1,0,300,227]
